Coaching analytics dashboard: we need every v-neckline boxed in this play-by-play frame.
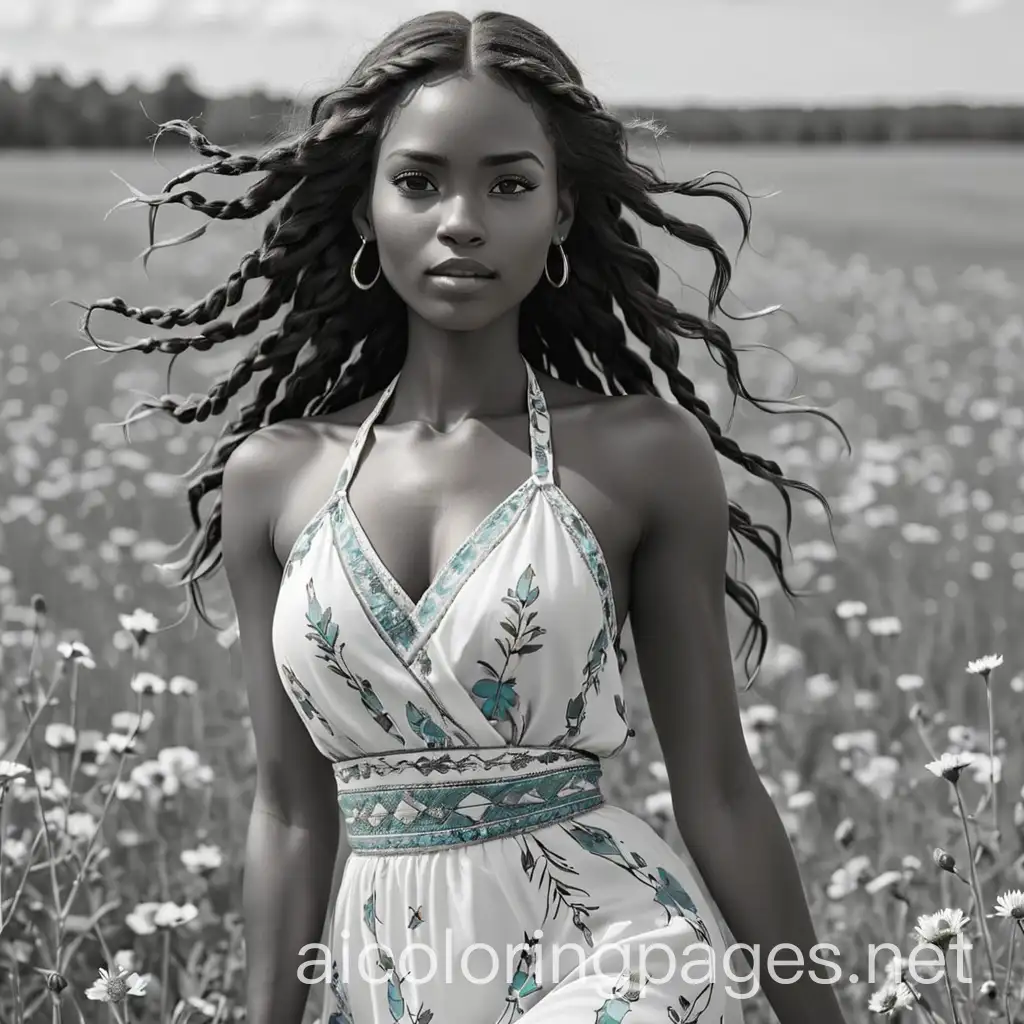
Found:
[328,356,554,648]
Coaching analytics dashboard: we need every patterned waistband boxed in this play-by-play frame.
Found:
[333,746,605,855]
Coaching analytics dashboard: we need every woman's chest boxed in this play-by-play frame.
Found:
[273,417,644,632]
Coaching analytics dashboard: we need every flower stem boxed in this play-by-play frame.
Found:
[942,951,962,1024]
[985,681,998,841]
[1002,922,1016,1023]
[953,784,998,983]
[903,978,942,1024]
[160,928,171,1024]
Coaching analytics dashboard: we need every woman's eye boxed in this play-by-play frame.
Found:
[391,173,534,196]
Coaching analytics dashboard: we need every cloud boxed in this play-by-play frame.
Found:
[0,0,425,31]
[91,0,164,28]
[949,0,1005,14]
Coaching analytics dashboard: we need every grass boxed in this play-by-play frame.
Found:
[1,142,1023,1023]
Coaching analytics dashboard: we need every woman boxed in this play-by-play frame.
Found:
[82,11,851,1023]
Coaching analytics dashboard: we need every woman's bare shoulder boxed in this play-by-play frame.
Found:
[220,395,382,520]
[243,392,384,465]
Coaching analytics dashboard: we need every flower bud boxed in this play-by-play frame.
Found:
[933,847,957,873]
[909,701,932,726]
[45,972,68,993]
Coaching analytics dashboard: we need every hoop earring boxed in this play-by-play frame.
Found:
[350,233,381,291]
[545,238,569,289]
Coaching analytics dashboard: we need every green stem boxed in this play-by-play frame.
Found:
[942,950,962,1024]
[0,789,6,922]
[985,681,997,841]
[1009,920,1024,1021]
[895,968,942,1023]
[159,928,171,1024]
[1002,922,1015,1023]
[953,784,998,983]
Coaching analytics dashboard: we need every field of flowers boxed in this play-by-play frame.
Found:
[1,143,1022,1023]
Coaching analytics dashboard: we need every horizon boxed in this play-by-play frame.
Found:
[0,0,1020,108]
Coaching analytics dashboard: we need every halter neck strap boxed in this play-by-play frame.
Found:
[332,355,554,496]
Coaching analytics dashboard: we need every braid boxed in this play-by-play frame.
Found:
[69,10,848,687]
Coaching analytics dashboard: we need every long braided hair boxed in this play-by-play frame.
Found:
[75,10,848,689]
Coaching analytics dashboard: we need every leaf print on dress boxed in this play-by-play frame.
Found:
[304,578,407,745]
[516,833,599,948]
[563,823,713,946]
[549,623,610,748]
[284,506,333,579]
[328,959,356,1024]
[278,662,336,737]
[405,702,451,748]
[594,968,648,1024]
[361,889,435,1024]
[666,983,717,1024]
[492,933,544,1023]
[471,565,547,745]
[608,640,637,755]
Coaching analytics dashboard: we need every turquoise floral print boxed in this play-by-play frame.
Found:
[304,578,408,745]
[516,831,600,947]
[278,662,336,737]
[405,702,451,747]
[471,564,547,744]
[550,623,610,747]
[328,959,356,1024]
[492,934,544,1023]
[666,984,717,1024]
[361,889,435,1024]
[284,502,337,580]
[594,969,647,1023]
[564,823,712,942]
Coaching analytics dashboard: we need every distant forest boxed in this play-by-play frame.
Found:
[2,69,1022,148]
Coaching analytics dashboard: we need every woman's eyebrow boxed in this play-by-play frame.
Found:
[385,148,544,169]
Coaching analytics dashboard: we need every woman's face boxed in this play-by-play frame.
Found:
[356,69,574,329]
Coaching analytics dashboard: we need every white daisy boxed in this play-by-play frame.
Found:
[867,980,915,1015]
[895,674,924,691]
[153,901,199,929]
[130,672,167,696]
[925,751,974,784]
[966,653,1003,679]
[835,600,868,619]
[57,640,96,668]
[834,817,856,848]
[118,608,160,650]
[914,908,970,951]
[993,890,1024,919]
[181,843,224,875]
[169,674,199,695]
[84,965,149,1004]
[0,760,31,788]
[865,870,904,896]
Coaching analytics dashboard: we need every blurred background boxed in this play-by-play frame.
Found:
[1,2,1022,1022]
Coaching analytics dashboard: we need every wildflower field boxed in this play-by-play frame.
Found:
[1,142,1022,1023]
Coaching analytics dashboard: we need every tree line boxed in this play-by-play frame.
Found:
[2,69,1022,148]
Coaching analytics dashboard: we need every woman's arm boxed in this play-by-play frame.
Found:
[627,400,849,1024]
[222,431,346,1024]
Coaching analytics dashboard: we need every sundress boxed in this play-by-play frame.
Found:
[271,356,746,1024]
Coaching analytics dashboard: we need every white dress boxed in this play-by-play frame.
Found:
[271,357,746,1024]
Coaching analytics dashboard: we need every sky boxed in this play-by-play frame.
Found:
[0,0,1021,107]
